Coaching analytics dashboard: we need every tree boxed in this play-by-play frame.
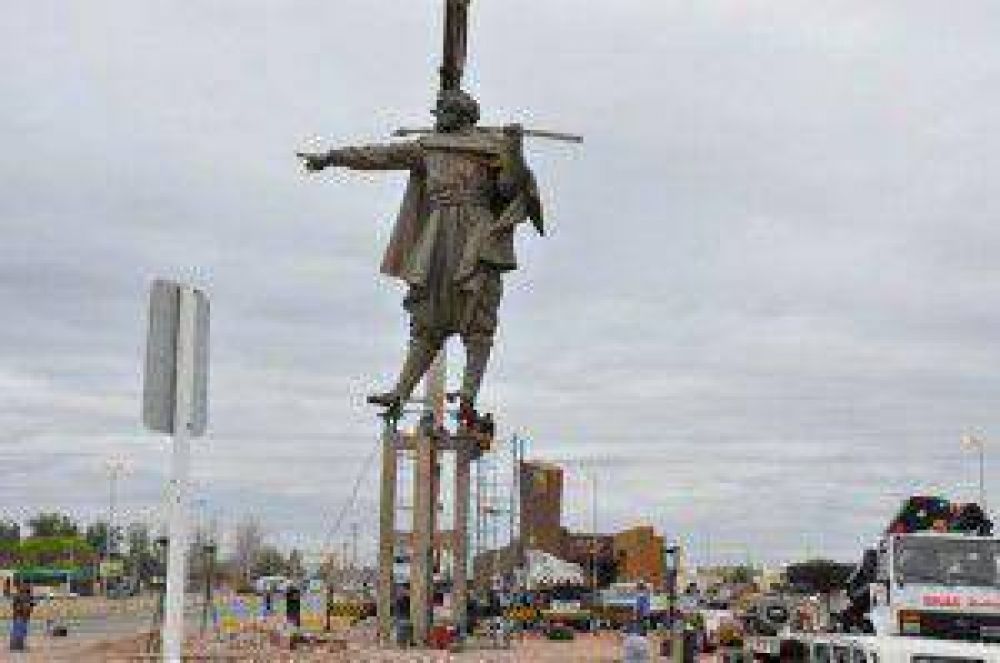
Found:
[252,546,288,578]
[188,523,220,587]
[125,523,157,583]
[287,549,306,583]
[0,519,19,544]
[722,565,757,585]
[318,553,341,588]
[28,512,79,538]
[786,559,853,595]
[230,517,264,587]
[86,521,105,552]
[16,536,97,567]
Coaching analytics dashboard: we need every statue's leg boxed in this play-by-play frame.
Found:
[369,289,444,412]
[460,336,492,409]
[395,332,444,403]
[458,271,503,412]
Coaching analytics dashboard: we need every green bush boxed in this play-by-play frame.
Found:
[547,625,576,641]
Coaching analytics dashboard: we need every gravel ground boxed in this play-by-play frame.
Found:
[6,629,721,662]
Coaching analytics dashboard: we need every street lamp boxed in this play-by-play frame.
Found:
[664,545,680,628]
[201,542,217,633]
[102,456,128,597]
[961,434,987,510]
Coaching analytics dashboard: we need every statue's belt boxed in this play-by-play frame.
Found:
[427,190,490,207]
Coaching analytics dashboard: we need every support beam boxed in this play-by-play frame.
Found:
[410,428,435,645]
[410,349,445,645]
[376,419,397,645]
[453,438,471,635]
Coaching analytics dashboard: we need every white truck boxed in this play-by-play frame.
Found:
[776,497,1000,661]
[864,532,1000,642]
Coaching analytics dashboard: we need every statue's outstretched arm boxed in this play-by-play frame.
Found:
[299,142,422,173]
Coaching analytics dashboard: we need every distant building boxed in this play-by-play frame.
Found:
[613,526,666,588]
[561,532,616,587]
[519,461,564,555]
[472,460,669,592]
[756,565,786,592]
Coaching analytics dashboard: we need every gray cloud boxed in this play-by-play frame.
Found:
[2,0,998,565]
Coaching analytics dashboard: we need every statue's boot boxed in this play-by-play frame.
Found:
[368,336,441,415]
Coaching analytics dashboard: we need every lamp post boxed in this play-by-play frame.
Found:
[664,545,680,628]
[104,456,127,596]
[201,542,216,633]
[590,471,597,593]
[961,434,987,510]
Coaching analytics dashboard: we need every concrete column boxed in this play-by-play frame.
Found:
[410,429,435,645]
[410,349,446,644]
[377,422,397,644]
[453,438,471,634]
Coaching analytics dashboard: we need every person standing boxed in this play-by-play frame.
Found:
[285,585,301,629]
[10,583,34,652]
[635,582,651,629]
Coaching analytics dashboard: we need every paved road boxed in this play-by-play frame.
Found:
[1,607,210,660]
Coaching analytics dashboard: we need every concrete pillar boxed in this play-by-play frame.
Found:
[453,439,471,634]
[410,349,446,644]
[377,422,397,644]
[410,429,435,645]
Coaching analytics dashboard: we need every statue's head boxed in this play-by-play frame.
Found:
[433,89,480,132]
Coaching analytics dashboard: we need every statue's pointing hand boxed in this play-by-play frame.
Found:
[296,151,329,173]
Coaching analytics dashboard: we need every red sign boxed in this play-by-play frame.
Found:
[921,593,1000,609]
[922,594,961,608]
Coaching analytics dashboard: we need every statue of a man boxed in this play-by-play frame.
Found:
[300,90,544,420]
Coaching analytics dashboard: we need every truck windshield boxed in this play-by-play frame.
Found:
[894,536,1000,588]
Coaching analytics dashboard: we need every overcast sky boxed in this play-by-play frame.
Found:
[2,0,999,567]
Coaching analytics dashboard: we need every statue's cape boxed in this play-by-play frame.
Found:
[379,129,544,282]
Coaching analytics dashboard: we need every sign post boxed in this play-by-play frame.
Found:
[142,280,209,662]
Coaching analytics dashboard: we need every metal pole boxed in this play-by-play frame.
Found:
[514,437,523,571]
[105,458,124,595]
[980,442,986,510]
[591,472,597,599]
[201,544,215,633]
[351,522,359,570]
[162,285,197,663]
[342,540,350,593]
[472,452,480,610]
[108,466,115,559]
[454,438,471,635]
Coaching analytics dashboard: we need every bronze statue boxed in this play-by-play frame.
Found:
[297,1,576,423]
[299,93,543,421]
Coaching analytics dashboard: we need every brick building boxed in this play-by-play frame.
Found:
[505,461,666,590]
[613,525,666,587]
[519,461,564,555]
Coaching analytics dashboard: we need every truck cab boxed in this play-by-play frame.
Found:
[868,533,1000,642]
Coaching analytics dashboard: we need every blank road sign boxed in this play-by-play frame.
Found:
[142,279,210,436]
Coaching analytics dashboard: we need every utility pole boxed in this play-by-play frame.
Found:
[350,522,359,570]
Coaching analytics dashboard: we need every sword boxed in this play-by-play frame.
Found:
[391,126,583,144]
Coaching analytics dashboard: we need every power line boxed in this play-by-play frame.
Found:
[320,434,382,553]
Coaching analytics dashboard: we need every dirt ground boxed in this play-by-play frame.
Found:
[6,628,721,662]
